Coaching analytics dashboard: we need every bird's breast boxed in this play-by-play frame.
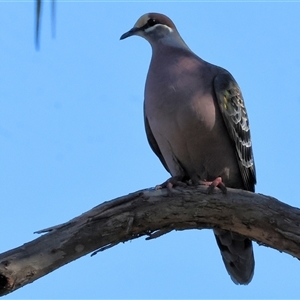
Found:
[144,52,241,185]
[145,55,217,131]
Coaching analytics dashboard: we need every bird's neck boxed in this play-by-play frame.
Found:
[151,34,191,52]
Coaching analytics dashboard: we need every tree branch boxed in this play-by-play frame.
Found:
[0,186,300,296]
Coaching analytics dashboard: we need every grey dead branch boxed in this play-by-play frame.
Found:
[0,186,300,296]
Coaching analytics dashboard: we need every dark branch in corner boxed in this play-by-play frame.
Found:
[35,0,41,50]
[0,186,300,296]
[35,0,56,50]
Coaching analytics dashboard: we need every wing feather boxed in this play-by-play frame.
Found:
[144,103,170,173]
[214,72,256,191]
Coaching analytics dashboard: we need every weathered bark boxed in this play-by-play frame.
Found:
[0,186,300,296]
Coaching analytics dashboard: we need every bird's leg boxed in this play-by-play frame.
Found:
[199,177,227,194]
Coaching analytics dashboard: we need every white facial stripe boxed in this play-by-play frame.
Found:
[144,24,173,33]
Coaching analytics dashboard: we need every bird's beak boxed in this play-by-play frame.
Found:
[120,27,141,40]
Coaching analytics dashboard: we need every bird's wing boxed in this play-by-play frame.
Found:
[214,72,256,191]
[144,102,170,173]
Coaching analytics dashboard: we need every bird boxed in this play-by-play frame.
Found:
[120,12,256,285]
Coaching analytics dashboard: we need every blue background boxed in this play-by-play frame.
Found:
[1,1,300,298]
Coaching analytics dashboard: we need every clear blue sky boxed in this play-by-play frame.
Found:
[1,1,300,298]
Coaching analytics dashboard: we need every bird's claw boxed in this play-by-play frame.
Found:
[156,176,227,195]
[199,177,227,194]
[155,175,187,195]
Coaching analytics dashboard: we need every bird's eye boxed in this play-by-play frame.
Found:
[147,18,157,27]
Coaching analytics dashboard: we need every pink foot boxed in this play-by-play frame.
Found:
[155,175,188,194]
[199,177,227,194]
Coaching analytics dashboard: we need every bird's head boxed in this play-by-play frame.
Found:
[120,13,189,49]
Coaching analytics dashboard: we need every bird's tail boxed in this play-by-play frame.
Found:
[213,229,254,285]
